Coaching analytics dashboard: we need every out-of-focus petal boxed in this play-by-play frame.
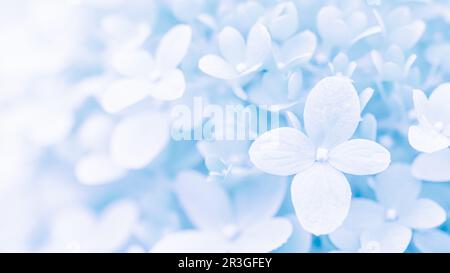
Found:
[198,55,238,80]
[275,215,312,253]
[291,163,352,235]
[155,24,192,72]
[389,20,425,50]
[266,1,298,41]
[360,223,412,253]
[174,171,233,230]
[303,76,361,149]
[232,218,292,253]
[219,27,245,66]
[412,150,450,182]
[151,231,229,253]
[151,69,185,101]
[413,229,450,253]
[329,139,390,175]
[274,31,317,69]
[408,125,449,153]
[245,24,271,68]
[399,199,446,229]
[233,175,287,228]
[99,79,150,113]
[75,154,126,186]
[373,163,421,211]
[249,127,316,176]
[329,198,384,251]
[111,50,155,78]
[110,112,169,169]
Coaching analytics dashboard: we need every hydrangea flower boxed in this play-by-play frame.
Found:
[317,4,382,48]
[371,44,417,82]
[414,229,450,253]
[249,76,391,235]
[330,164,446,252]
[152,171,291,252]
[198,24,271,81]
[408,84,450,153]
[100,25,192,113]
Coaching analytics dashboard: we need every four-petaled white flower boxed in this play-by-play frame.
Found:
[100,25,192,113]
[198,24,271,81]
[249,76,391,235]
[330,164,446,253]
[152,172,292,253]
[408,83,450,153]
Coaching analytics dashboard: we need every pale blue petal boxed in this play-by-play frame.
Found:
[219,27,246,66]
[360,223,412,253]
[303,76,361,149]
[155,24,192,72]
[232,174,287,228]
[232,218,292,253]
[199,54,238,80]
[412,150,450,182]
[373,163,421,211]
[399,199,446,229]
[174,171,233,230]
[291,163,352,235]
[329,139,391,175]
[414,229,450,253]
[249,127,316,176]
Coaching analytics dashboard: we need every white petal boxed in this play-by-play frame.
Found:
[360,223,412,253]
[155,24,192,71]
[412,150,450,182]
[329,139,391,175]
[373,163,421,211]
[219,27,246,66]
[408,125,449,153]
[75,154,126,186]
[198,54,238,80]
[399,199,446,229]
[174,171,233,230]
[412,89,432,127]
[414,229,450,253]
[111,50,155,78]
[99,79,150,113]
[304,76,361,148]
[429,83,450,129]
[267,1,299,41]
[275,31,317,69]
[151,231,229,253]
[389,20,425,50]
[291,163,352,235]
[249,127,316,176]
[110,112,169,169]
[233,174,287,228]
[275,215,312,253]
[245,24,272,68]
[359,88,374,113]
[150,69,185,101]
[232,218,292,253]
[329,198,384,251]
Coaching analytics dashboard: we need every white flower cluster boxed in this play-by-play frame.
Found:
[0,0,449,253]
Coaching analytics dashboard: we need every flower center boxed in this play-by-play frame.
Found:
[385,208,398,221]
[236,63,247,73]
[315,147,329,162]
